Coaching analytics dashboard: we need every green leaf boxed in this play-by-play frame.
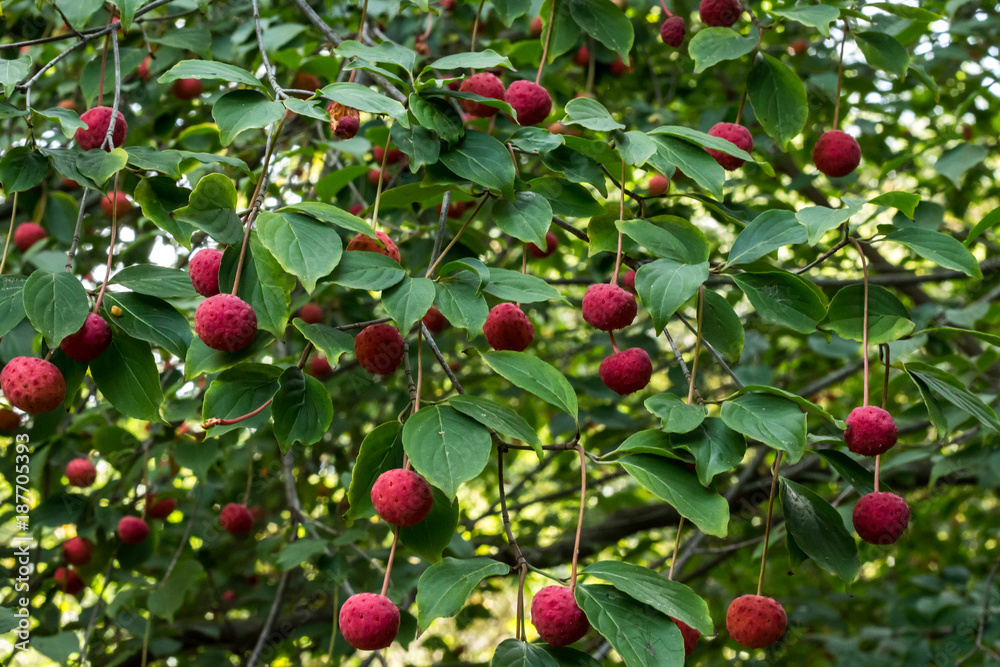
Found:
[327,250,405,291]
[435,277,489,335]
[581,561,714,635]
[427,49,514,72]
[493,0,531,26]
[382,276,436,333]
[688,26,760,74]
[148,560,205,622]
[35,107,86,139]
[76,148,129,186]
[219,236,296,339]
[320,82,408,124]
[293,321,354,365]
[701,289,744,363]
[416,556,511,630]
[539,145,608,196]
[402,405,493,498]
[620,455,729,537]
[149,26,213,59]
[110,264,198,299]
[869,2,942,21]
[212,89,285,146]
[280,201,376,238]
[797,205,861,246]
[635,259,709,331]
[733,271,828,334]
[727,210,806,267]
[271,367,334,452]
[173,173,243,245]
[184,334,274,380]
[275,539,328,571]
[0,56,31,97]
[450,395,541,453]
[747,55,808,151]
[720,393,807,463]
[644,393,706,434]
[492,639,559,667]
[22,270,89,347]
[439,131,516,199]
[0,276,27,339]
[902,362,1000,433]
[568,0,634,61]
[771,5,839,36]
[561,97,624,132]
[649,136,725,200]
[649,126,755,164]
[509,127,564,154]
[399,487,460,562]
[483,268,564,304]
[202,364,281,437]
[409,93,465,144]
[780,478,860,583]
[614,130,657,167]
[109,0,142,31]
[282,98,329,122]
[729,384,844,428]
[100,292,192,359]
[670,417,747,486]
[816,449,876,496]
[256,211,343,293]
[134,178,197,249]
[869,191,920,218]
[855,31,910,78]
[346,422,405,520]
[391,123,441,172]
[575,584,685,667]
[482,351,578,420]
[336,40,417,73]
[158,60,263,88]
[491,192,552,247]
[90,332,163,421]
[885,228,981,278]
[934,144,988,186]
[821,285,915,345]
[616,217,709,264]
[0,146,49,194]
[608,429,674,458]
[965,205,1000,247]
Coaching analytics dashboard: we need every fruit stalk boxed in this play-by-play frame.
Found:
[536,0,557,84]
[687,286,704,405]
[757,451,782,596]
[849,238,870,406]
[0,192,18,274]
[833,20,849,130]
[570,445,587,591]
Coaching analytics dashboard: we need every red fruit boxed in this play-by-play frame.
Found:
[853,491,910,545]
[349,203,365,216]
[700,0,742,27]
[328,101,361,139]
[307,355,333,378]
[75,106,127,151]
[673,618,700,655]
[60,313,112,363]
[354,323,405,375]
[291,71,322,96]
[223,589,237,602]
[195,294,258,352]
[812,130,862,178]
[63,537,93,566]
[147,495,177,519]
[298,303,324,324]
[548,122,580,137]
[117,516,149,545]
[172,78,203,101]
[371,468,434,527]
[648,174,670,196]
[58,99,76,111]
[339,593,400,651]
[527,231,558,259]
[100,191,131,218]
[844,405,897,456]
[459,73,506,118]
[189,248,223,297]
[62,176,80,189]
[530,16,544,36]
[660,16,686,47]
[66,458,97,487]
[505,80,553,126]
[219,503,254,535]
[484,303,534,351]
[1,357,66,414]
[53,567,85,595]
[573,46,590,67]
[422,306,448,333]
[609,55,632,76]
[13,222,47,251]
[373,146,405,165]
[599,347,652,395]
[582,283,637,331]
[346,231,401,263]
[0,407,22,433]
[367,168,384,187]
[530,586,590,647]
[727,594,786,648]
[790,39,808,56]
[707,122,752,170]
[138,56,152,81]
[437,0,456,10]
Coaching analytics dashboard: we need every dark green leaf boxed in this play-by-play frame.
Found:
[780,478,860,583]
[271,367,334,452]
[402,405,493,498]
[620,455,729,537]
[22,270,89,347]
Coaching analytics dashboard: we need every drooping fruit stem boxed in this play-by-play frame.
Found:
[667,517,685,580]
[570,445,587,592]
[471,0,486,55]
[521,243,528,274]
[608,330,621,354]
[658,0,672,16]
[687,286,705,405]
[735,85,749,125]
[424,195,489,278]
[849,238,870,406]
[612,158,626,285]
[0,191,19,275]
[757,451,783,597]
[97,28,111,104]
[536,0,557,85]
[243,453,254,505]
[346,0,370,84]
[875,343,890,492]
[93,175,121,314]
[370,133,393,232]
[380,527,401,596]
[833,20,849,131]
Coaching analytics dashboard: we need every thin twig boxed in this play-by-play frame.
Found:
[251,0,286,100]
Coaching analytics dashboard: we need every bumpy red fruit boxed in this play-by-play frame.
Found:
[726,594,787,649]
[844,405,897,456]
[707,122,752,170]
[339,593,400,651]
[528,231,558,258]
[600,347,653,395]
[346,231,401,263]
[66,458,97,487]
[373,146,405,165]
[531,586,590,647]
[195,294,257,352]
[327,101,361,139]
[371,469,434,527]
[853,491,910,545]
[298,303,324,324]
[621,269,636,294]
[13,223,46,251]
[530,16,544,36]
[582,283,637,331]
[648,174,670,196]
[220,503,254,534]
[700,0,742,27]
[172,78,203,100]
[484,303,534,351]
[146,495,177,519]
[349,203,365,216]
[53,567,85,595]
[505,80,553,126]
[673,618,700,655]
[117,516,149,545]
[63,537,93,566]
[422,306,448,333]
[459,73,506,118]
[75,106,127,151]
[1,357,66,413]
[660,16,686,47]
[100,191,131,218]
[60,313,112,363]
[188,248,223,297]
[354,324,405,375]
[0,408,21,433]
[307,355,333,378]
[812,130,862,178]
